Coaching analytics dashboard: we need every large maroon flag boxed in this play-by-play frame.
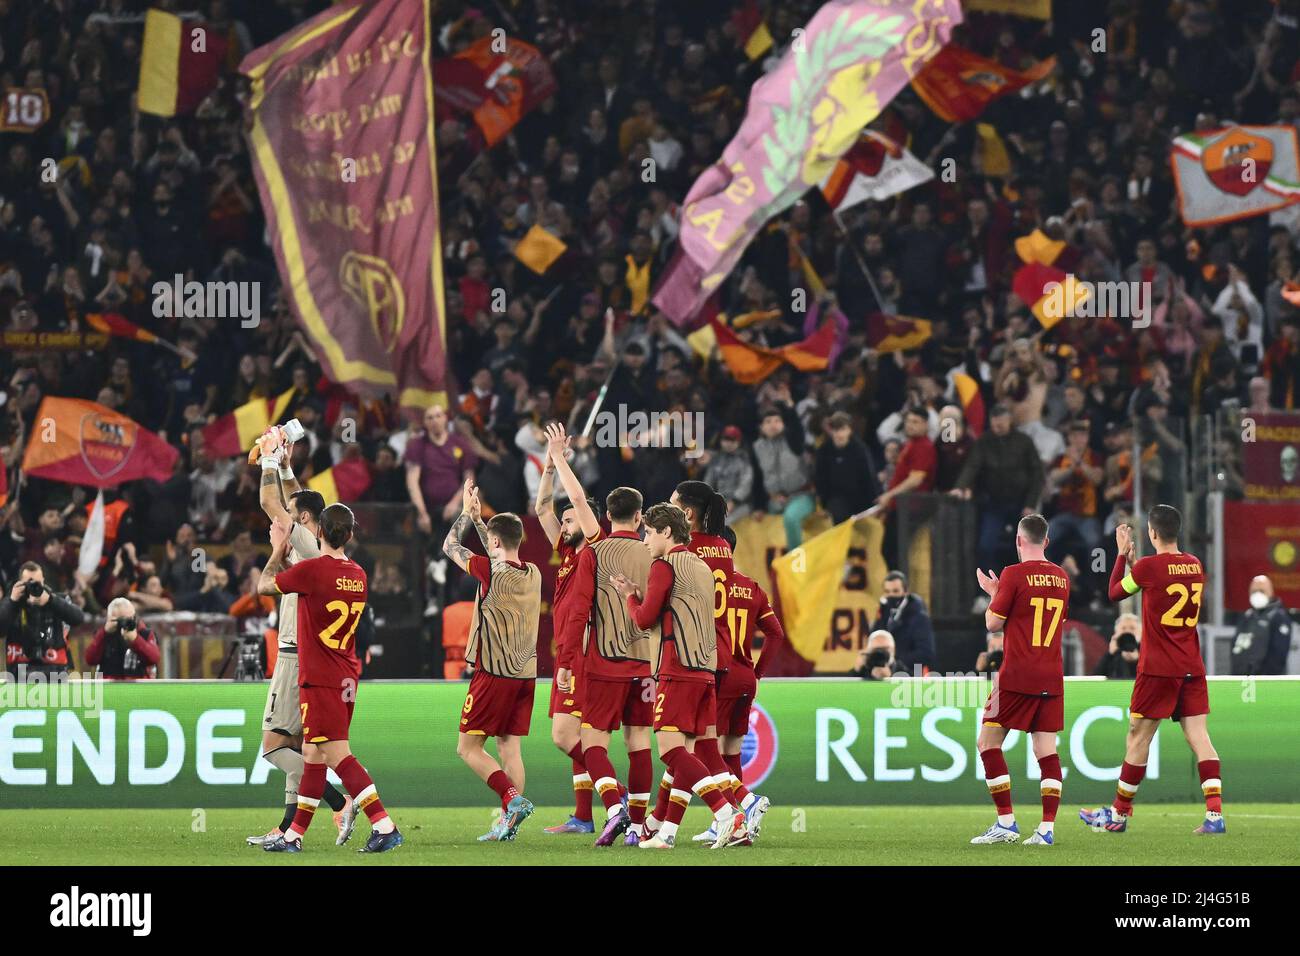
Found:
[240,0,447,416]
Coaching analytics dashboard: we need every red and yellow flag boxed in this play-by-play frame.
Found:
[912,46,1055,123]
[308,456,372,503]
[1012,263,1089,330]
[433,34,557,146]
[865,313,932,353]
[22,398,178,488]
[1014,229,1066,267]
[202,389,295,459]
[240,0,448,418]
[711,317,836,385]
[85,312,159,344]
[731,0,774,61]
[952,372,986,438]
[137,9,228,117]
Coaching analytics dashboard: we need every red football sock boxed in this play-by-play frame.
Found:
[336,755,390,825]
[1198,759,1223,814]
[724,752,752,803]
[693,737,739,807]
[627,748,652,826]
[1037,753,1062,823]
[979,748,1014,818]
[288,761,326,839]
[1113,761,1146,816]
[667,745,728,814]
[486,769,519,809]
[582,745,623,813]
[648,769,673,828]
[568,745,593,822]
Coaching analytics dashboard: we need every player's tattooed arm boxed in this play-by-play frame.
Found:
[442,511,474,572]
[257,518,292,595]
[536,455,560,546]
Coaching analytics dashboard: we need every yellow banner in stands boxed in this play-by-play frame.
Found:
[732,511,895,672]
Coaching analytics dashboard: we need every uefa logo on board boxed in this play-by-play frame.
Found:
[740,702,778,787]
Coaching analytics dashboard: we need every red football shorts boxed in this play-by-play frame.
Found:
[653,678,716,737]
[548,667,583,720]
[982,688,1063,733]
[581,675,654,731]
[461,671,536,737]
[300,682,355,743]
[716,665,757,737]
[1130,674,1210,721]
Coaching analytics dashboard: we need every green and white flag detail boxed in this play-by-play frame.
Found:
[1171,125,1300,226]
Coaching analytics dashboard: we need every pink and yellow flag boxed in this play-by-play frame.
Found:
[240,0,447,417]
[652,0,961,326]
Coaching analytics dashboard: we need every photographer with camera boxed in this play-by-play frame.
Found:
[1094,612,1141,679]
[0,561,87,679]
[84,597,161,680]
[851,630,909,680]
[975,632,1004,676]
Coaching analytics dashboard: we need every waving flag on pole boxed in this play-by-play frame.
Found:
[432,34,557,147]
[820,130,934,210]
[711,316,838,384]
[1171,126,1300,227]
[137,8,228,117]
[240,0,448,418]
[22,398,178,488]
[911,46,1054,123]
[652,0,962,326]
[202,388,296,459]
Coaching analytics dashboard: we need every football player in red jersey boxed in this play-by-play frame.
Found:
[971,514,1069,847]
[706,525,787,841]
[256,504,401,854]
[534,423,606,835]
[1082,504,1225,835]
[640,481,742,841]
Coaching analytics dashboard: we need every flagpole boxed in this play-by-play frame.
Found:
[580,308,621,440]
[831,211,886,310]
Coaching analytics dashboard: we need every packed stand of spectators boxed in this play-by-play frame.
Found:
[3,0,1300,671]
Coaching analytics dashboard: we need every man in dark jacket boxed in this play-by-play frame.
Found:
[1094,613,1141,679]
[951,404,1044,581]
[1,561,87,679]
[851,630,909,680]
[814,412,880,523]
[870,570,936,673]
[1233,575,1294,675]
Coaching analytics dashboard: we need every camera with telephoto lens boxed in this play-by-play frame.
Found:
[117,616,137,633]
[1116,632,1139,653]
[865,648,892,669]
[232,635,265,681]
[985,650,1004,672]
[23,580,45,599]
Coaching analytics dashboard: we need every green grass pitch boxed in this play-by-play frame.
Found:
[4,804,1299,866]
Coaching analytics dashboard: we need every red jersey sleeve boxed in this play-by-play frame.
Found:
[468,554,492,586]
[274,559,314,595]
[629,558,674,631]
[556,547,595,668]
[987,565,1019,620]
[752,590,787,680]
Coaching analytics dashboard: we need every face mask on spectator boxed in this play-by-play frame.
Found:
[1249,591,1269,609]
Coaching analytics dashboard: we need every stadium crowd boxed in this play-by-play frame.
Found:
[3,0,1300,673]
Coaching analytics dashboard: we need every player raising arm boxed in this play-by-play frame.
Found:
[444,479,541,842]
[257,504,401,854]
[611,503,747,850]
[970,514,1069,847]
[246,428,355,848]
[534,423,606,835]
[1081,504,1224,836]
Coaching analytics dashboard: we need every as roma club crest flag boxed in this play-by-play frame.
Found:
[911,45,1054,123]
[240,0,448,416]
[22,398,178,489]
[433,34,557,147]
[1171,126,1300,227]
